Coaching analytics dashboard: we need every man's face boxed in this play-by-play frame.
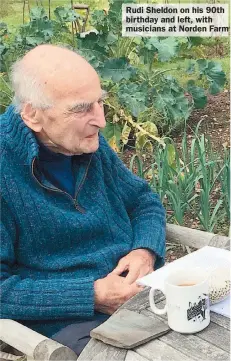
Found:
[36,72,106,155]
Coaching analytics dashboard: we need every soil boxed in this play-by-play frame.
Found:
[172,90,230,154]
[120,91,230,263]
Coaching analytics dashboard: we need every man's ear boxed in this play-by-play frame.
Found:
[20,103,43,132]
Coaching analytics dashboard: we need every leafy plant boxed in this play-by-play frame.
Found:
[216,147,230,220]
[194,134,223,232]
[138,37,179,67]
[54,6,79,24]
[129,125,229,232]
[0,6,76,73]
[0,0,227,157]
[0,73,12,113]
[76,0,227,148]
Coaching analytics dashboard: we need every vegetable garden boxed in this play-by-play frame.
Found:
[0,0,230,248]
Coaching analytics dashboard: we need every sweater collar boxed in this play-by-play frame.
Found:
[36,135,73,163]
[2,105,39,165]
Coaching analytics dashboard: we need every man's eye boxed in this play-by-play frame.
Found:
[80,104,91,113]
[86,105,93,112]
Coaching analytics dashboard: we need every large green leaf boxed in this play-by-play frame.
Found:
[77,32,108,67]
[0,43,8,57]
[166,143,176,168]
[197,59,226,95]
[25,35,44,46]
[30,7,48,21]
[98,57,135,82]
[187,80,207,109]
[54,6,79,23]
[197,59,208,73]
[186,60,196,75]
[188,37,204,47]
[141,121,158,136]
[154,76,190,124]
[121,122,131,145]
[19,19,54,44]
[145,37,179,62]
[90,10,108,33]
[137,42,157,67]
[117,82,147,117]
[106,32,118,45]
[107,0,136,33]
[101,122,122,151]
[0,22,8,37]
[135,120,158,151]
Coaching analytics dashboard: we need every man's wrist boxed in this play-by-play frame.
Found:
[137,247,156,256]
[132,248,156,261]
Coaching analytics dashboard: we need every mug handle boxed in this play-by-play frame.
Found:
[149,287,167,315]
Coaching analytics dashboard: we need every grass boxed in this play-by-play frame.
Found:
[136,0,230,2]
[1,0,108,28]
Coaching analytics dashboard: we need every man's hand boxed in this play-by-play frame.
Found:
[111,248,155,284]
[94,273,143,314]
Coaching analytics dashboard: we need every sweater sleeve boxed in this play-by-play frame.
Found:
[0,197,95,320]
[100,135,166,269]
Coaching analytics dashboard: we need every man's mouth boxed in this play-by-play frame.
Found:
[86,133,98,139]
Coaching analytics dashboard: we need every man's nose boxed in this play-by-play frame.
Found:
[92,102,106,129]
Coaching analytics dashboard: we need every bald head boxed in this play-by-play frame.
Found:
[23,44,90,69]
[11,45,100,112]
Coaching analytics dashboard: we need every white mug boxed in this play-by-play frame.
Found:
[149,268,210,333]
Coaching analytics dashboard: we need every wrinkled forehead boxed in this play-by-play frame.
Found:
[41,65,102,105]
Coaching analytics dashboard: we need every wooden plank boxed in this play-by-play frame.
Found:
[125,350,149,361]
[90,309,169,349]
[118,288,164,314]
[146,302,231,332]
[134,338,194,361]
[143,308,229,360]
[160,331,229,361]
[78,339,127,361]
[142,308,167,325]
[73,4,89,9]
[146,300,230,332]
[209,235,230,249]
[166,223,230,250]
[80,292,165,360]
[210,312,230,330]
[145,305,231,332]
[196,322,230,352]
[0,350,26,360]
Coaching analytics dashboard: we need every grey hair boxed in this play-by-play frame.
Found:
[10,57,54,113]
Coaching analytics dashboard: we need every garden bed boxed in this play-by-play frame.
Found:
[121,91,230,262]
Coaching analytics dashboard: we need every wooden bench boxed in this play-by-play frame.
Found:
[0,224,229,360]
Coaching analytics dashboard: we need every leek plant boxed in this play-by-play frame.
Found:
[129,129,229,232]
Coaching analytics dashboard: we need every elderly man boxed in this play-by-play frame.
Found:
[0,45,166,354]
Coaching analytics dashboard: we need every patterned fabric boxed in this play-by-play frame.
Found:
[0,105,166,337]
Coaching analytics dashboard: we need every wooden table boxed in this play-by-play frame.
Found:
[78,288,230,361]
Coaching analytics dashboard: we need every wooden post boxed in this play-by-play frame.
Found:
[166,223,230,250]
[0,320,77,360]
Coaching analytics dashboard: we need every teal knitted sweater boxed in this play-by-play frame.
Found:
[0,105,166,336]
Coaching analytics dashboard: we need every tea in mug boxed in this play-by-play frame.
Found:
[178,283,196,287]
